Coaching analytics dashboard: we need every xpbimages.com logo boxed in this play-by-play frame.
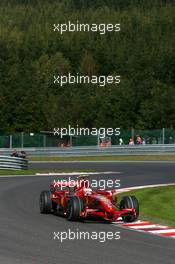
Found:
[53,126,120,139]
[53,177,120,191]
[53,229,121,243]
[53,73,120,87]
[53,21,120,35]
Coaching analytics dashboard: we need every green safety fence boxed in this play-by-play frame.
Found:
[133,129,163,144]
[0,129,175,148]
[111,129,132,145]
[0,136,10,148]
[72,135,98,146]
[164,129,175,144]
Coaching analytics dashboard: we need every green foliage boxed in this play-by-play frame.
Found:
[0,1,174,132]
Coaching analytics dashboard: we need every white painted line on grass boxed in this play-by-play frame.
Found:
[114,183,175,194]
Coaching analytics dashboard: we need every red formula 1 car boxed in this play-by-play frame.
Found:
[39,176,139,223]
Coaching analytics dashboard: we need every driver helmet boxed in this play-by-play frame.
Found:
[84,188,92,196]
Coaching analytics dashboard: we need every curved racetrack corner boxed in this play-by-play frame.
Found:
[0,161,175,264]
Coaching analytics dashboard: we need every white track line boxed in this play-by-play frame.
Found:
[0,171,120,178]
[128,225,159,229]
[35,171,119,176]
[0,174,39,178]
[30,161,175,164]
[149,229,175,234]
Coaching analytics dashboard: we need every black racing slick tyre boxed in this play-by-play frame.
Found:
[39,190,52,214]
[67,196,84,221]
[130,195,139,219]
[120,195,139,223]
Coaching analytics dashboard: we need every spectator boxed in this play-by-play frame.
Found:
[106,139,111,146]
[129,138,134,145]
[152,138,157,144]
[142,138,146,145]
[136,135,142,145]
[11,149,19,157]
[20,151,26,159]
[146,137,150,144]
[169,137,173,144]
[119,138,124,145]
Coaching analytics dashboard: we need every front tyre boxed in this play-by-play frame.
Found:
[120,195,139,222]
[67,196,84,221]
[39,190,52,214]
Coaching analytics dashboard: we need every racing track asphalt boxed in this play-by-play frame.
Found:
[31,160,175,188]
[0,161,174,264]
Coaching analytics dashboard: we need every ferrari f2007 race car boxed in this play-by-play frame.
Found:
[39,176,139,223]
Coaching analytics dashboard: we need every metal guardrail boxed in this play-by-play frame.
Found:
[0,156,28,170]
[0,145,175,157]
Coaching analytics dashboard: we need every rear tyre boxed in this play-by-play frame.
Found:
[40,190,52,214]
[67,196,84,221]
[120,195,139,222]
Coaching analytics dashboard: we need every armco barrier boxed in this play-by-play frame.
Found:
[0,156,28,170]
[0,144,175,157]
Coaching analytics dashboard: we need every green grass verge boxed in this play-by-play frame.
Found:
[115,186,175,227]
[29,154,175,162]
[0,169,96,176]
